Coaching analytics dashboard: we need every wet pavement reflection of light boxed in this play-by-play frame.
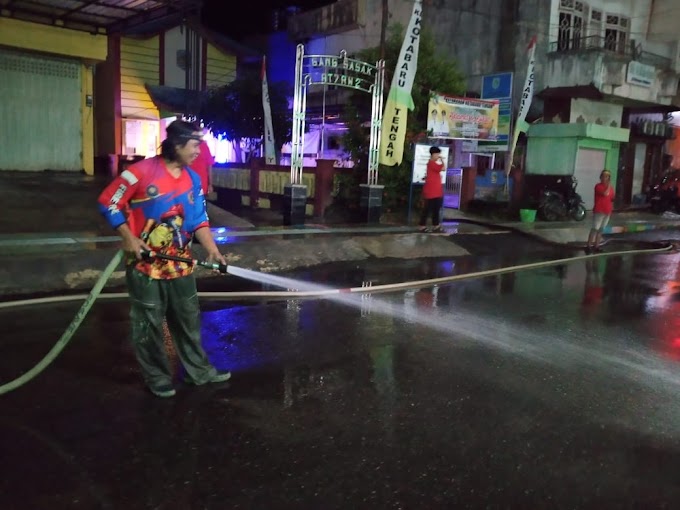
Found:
[3,232,680,508]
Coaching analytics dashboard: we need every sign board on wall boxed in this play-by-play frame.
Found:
[626,61,655,88]
[412,144,450,184]
[427,93,499,140]
[478,72,513,152]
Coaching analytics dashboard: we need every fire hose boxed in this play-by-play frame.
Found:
[0,239,675,396]
[0,249,230,396]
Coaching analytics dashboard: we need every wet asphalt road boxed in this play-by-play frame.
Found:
[2,231,680,509]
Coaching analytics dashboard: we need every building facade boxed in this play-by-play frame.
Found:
[526,0,680,207]
[282,0,680,208]
[274,0,549,168]
[95,18,256,167]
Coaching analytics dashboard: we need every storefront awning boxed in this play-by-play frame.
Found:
[145,85,208,117]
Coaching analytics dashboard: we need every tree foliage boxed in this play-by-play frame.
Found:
[341,25,466,213]
[199,71,291,161]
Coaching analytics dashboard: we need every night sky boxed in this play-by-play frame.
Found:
[201,0,335,40]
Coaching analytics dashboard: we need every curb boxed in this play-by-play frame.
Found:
[605,222,679,234]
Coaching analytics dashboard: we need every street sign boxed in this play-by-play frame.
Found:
[478,72,513,152]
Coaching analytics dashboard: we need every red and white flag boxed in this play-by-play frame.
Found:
[261,56,276,165]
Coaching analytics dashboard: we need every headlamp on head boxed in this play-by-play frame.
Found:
[176,133,203,143]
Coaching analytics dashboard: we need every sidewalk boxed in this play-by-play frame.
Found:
[443,208,680,244]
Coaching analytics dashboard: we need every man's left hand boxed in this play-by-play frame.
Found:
[206,249,227,268]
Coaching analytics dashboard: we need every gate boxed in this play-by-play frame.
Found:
[443,168,463,209]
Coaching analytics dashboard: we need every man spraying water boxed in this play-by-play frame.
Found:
[98,120,231,398]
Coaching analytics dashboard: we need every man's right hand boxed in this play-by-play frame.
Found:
[121,235,151,260]
[117,223,150,260]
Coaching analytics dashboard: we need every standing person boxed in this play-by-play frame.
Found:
[587,169,615,253]
[419,146,446,233]
[98,120,231,398]
[190,128,215,196]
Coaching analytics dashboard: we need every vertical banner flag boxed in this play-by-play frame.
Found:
[379,0,422,166]
[508,36,537,174]
[262,56,277,165]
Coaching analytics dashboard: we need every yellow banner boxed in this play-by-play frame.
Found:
[379,97,410,166]
[378,0,423,166]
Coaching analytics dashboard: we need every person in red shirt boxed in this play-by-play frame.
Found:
[419,146,446,233]
[587,169,615,253]
[98,120,230,398]
[190,137,215,196]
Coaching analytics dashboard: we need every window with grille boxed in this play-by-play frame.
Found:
[604,14,629,53]
[557,0,587,51]
[589,9,602,43]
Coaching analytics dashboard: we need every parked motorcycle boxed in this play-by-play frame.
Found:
[538,176,586,222]
[648,169,680,214]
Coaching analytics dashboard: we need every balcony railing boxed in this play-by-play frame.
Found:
[288,0,360,40]
[549,34,631,56]
[549,34,672,70]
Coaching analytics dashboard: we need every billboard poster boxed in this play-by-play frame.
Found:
[412,143,450,184]
[427,93,499,141]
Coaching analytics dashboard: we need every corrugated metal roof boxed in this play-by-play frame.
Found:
[0,0,200,33]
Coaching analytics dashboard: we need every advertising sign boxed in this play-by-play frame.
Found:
[412,144,449,184]
[478,72,513,152]
[427,93,499,141]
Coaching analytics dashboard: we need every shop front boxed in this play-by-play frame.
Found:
[524,123,629,209]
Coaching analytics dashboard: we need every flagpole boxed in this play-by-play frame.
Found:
[507,36,537,179]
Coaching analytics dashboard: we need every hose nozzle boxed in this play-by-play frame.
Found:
[141,250,228,273]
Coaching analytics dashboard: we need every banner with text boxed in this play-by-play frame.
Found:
[427,93,499,141]
[379,0,423,166]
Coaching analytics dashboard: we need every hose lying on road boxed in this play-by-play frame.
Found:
[0,232,674,396]
[0,250,124,396]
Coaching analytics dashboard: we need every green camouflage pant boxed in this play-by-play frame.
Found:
[126,268,218,388]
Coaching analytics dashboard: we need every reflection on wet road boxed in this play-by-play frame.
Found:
[2,232,680,508]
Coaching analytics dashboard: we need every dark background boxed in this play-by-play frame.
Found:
[201,0,335,40]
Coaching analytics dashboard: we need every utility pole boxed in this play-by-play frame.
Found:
[380,0,388,60]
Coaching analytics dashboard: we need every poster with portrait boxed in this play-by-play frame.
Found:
[427,92,500,141]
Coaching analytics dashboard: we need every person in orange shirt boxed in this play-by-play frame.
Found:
[586,169,615,253]
[190,134,215,196]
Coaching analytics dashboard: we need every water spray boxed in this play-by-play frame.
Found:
[0,232,674,396]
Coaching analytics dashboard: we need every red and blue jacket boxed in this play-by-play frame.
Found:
[98,156,210,279]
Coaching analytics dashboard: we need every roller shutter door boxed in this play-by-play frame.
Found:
[0,49,82,171]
